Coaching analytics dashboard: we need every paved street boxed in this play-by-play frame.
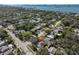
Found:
[4,28,35,55]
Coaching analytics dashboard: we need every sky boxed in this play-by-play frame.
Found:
[0,0,78,5]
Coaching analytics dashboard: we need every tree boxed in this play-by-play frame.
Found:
[45,28,52,34]
[5,36,13,44]
[22,32,32,38]
[21,31,32,41]
[16,48,21,55]
[37,48,49,55]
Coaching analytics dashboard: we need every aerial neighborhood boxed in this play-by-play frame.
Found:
[0,5,79,55]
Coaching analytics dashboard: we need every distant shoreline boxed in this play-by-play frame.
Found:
[12,5,79,13]
[0,5,79,14]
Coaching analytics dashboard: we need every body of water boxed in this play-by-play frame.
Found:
[17,5,79,13]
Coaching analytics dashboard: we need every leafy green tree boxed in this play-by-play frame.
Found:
[45,28,52,34]
[37,48,49,55]
[20,31,32,41]
[16,48,21,55]
[22,32,32,38]
[5,36,13,44]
